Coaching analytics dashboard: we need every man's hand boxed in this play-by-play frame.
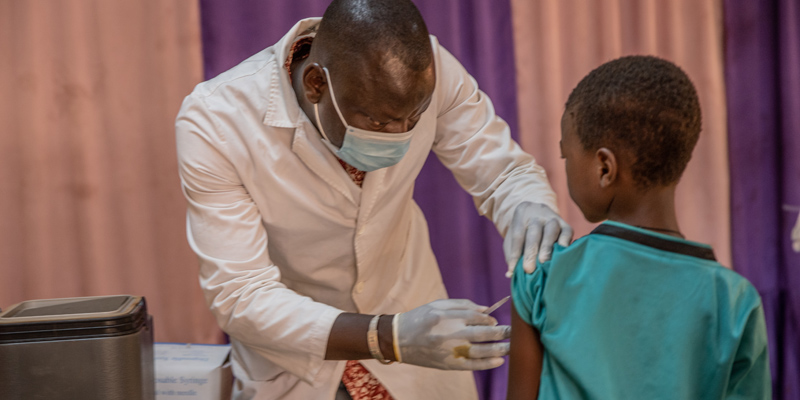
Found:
[395,299,510,370]
[504,201,573,276]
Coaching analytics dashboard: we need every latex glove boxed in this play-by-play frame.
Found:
[504,201,573,277]
[395,299,510,370]
[793,212,800,253]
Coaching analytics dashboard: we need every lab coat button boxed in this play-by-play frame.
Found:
[355,281,365,294]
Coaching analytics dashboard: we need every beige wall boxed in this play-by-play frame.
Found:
[0,0,222,343]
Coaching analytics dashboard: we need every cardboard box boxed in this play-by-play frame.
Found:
[155,343,232,400]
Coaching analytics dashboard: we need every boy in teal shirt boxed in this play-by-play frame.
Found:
[507,56,770,399]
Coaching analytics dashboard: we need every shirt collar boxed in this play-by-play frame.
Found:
[262,17,320,128]
[592,221,717,261]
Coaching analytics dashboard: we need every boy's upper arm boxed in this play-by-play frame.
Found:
[507,300,543,400]
[727,299,772,399]
[508,258,552,400]
[511,256,550,330]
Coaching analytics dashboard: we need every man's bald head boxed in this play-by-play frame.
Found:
[313,0,432,74]
[295,0,435,146]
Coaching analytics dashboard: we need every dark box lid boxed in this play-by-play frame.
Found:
[0,295,148,344]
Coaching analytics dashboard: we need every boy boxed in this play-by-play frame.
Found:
[507,56,771,399]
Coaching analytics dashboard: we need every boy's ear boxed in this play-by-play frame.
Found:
[596,148,617,188]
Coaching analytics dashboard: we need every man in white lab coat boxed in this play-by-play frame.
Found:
[176,0,572,398]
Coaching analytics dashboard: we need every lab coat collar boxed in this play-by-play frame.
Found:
[262,17,321,129]
[265,18,364,203]
[272,17,390,217]
[290,112,390,212]
[291,118,363,206]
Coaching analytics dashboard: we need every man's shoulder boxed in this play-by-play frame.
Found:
[194,18,321,100]
[192,48,279,100]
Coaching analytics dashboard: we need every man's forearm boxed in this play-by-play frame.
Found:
[325,313,396,362]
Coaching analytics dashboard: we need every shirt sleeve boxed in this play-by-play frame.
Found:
[726,293,772,399]
[175,92,343,384]
[511,256,549,330]
[430,43,558,238]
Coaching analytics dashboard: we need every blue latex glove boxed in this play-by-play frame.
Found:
[395,299,510,370]
[503,201,573,277]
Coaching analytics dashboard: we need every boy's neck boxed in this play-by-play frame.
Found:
[606,184,682,238]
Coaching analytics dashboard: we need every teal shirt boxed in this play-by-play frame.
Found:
[512,221,771,399]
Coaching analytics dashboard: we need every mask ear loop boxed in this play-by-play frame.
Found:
[313,102,332,142]
[321,67,351,129]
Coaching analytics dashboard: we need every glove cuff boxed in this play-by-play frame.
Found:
[392,313,402,363]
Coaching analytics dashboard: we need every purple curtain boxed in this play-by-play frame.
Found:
[724,0,800,398]
[199,1,519,399]
[199,0,331,79]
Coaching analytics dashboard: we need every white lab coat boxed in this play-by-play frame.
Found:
[176,18,558,400]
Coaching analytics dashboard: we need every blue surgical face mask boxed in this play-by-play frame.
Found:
[314,67,414,172]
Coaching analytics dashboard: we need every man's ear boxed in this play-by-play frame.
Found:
[302,63,327,104]
[596,148,617,188]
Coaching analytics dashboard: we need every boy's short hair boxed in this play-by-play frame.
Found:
[565,55,702,189]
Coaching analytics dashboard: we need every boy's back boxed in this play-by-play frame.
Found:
[511,220,770,399]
